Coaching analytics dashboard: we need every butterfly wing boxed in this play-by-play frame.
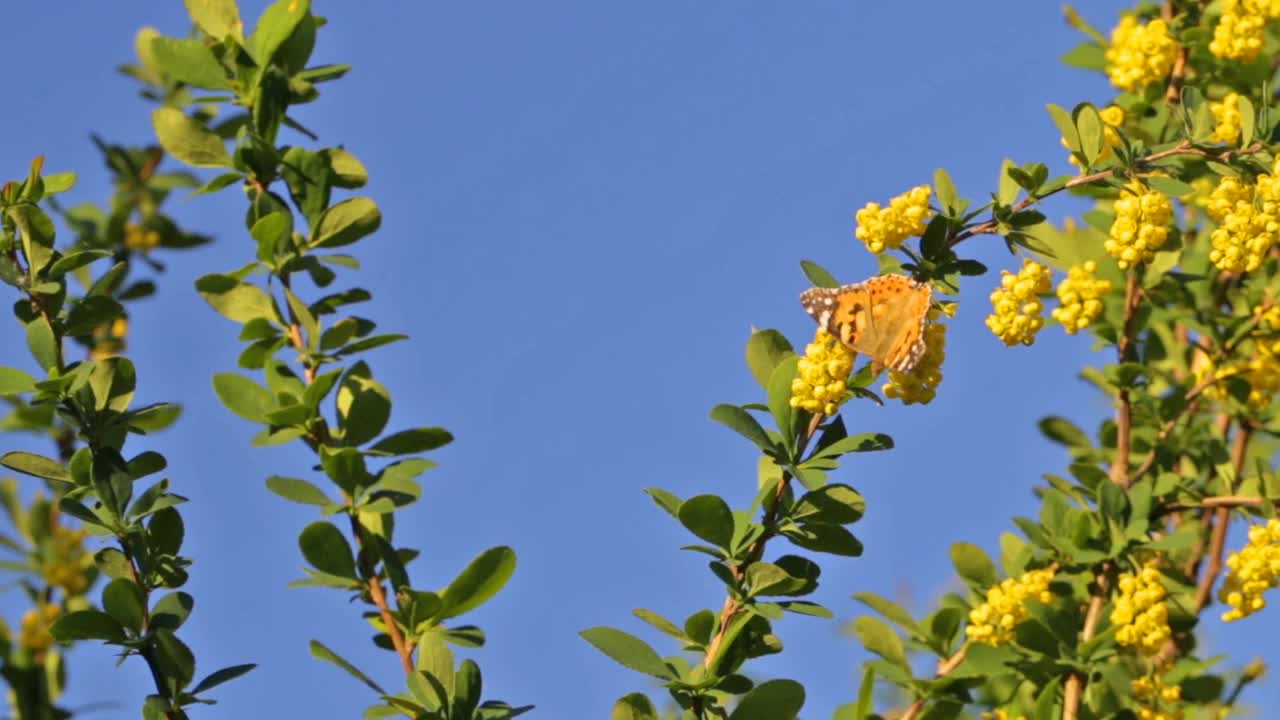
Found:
[799,275,931,373]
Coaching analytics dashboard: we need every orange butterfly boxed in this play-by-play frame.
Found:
[800,274,932,372]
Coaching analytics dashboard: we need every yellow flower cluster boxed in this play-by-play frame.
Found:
[965,567,1055,646]
[854,185,932,254]
[1051,261,1111,334]
[123,222,161,252]
[1064,105,1125,167]
[789,328,855,416]
[18,603,60,653]
[1211,93,1245,145]
[1195,337,1280,410]
[1132,675,1183,720]
[883,321,946,405]
[90,316,129,361]
[40,525,93,596]
[1105,16,1178,90]
[1220,518,1280,621]
[1206,170,1280,273]
[1210,0,1280,62]
[982,711,1024,720]
[985,259,1052,346]
[1111,561,1171,656]
[1106,181,1172,270]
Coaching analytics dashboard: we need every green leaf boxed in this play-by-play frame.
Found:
[184,0,244,41]
[728,679,805,720]
[195,274,278,324]
[1038,416,1090,448]
[1074,103,1103,166]
[149,37,228,89]
[767,356,800,450]
[1145,176,1195,198]
[266,475,333,507]
[311,640,385,692]
[0,452,68,483]
[852,592,921,636]
[335,362,391,446]
[1240,95,1256,147]
[153,629,196,687]
[792,484,865,524]
[190,664,256,695]
[310,197,382,249]
[128,403,183,432]
[611,693,657,720]
[151,592,195,631]
[800,260,839,288]
[745,562,804,597]
[853,615,907,667]
[1047,103,1079,155]
[579,627,673,679]
[782,523,863,556]
[746,329,795,390]
[212,373,274,423]
[251,211,293,261]
[49,610,126,642]
[677,495,735,549]
[709,404,775,452]
[997,158,1020,205]
[950,542,997,587]
[47,249,111,278]
[25,316,58,372]
[298,521,358,579]
[253,0,311,66]
[326,147,368,188]
[933,168,960,215]
[101,578,146,635]
[439,546,516,620]
[0,367,37,396]
[631,609,685,639]
[152,108,231,167]
[367,428,453,456]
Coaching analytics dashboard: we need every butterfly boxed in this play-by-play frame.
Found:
[800,274,932,373]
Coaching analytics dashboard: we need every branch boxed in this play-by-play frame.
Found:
[1110,272,1141,488]
[950,143,1265,247]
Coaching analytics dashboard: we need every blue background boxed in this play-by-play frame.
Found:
[1,2,1276,718]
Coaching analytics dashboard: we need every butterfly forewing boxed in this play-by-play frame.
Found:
[799,275,932,373]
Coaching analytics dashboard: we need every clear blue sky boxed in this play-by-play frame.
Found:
[1,2,1276,718]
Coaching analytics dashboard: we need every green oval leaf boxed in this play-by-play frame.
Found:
[212,373,274,423]
[728,679,805,720]
[298,521,357,579]
[579,627,673,679]
[745,329,795,388]
[101,578,146,635]
[677,494,735,549]
[49,610,126,643]
[310,197,381,249]
[152,108,231,168]
[950,541,997,587]
[439,546,516,620]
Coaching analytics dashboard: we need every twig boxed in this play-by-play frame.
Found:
[950,143,1264,247]
[1110,273,1140,488]
[900,645,969,720]
[701,413,824,674]
[1062,570,1112,720]
[1162,0,1189,105]
[277,275,416,675]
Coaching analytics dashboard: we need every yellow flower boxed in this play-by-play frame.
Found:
[1211,0,1268,62]
[123,222,161,252]
[90,316,129,361]
[854,185,932,254]
[985,259,1052,346]
[1106,16,1178,90]
[1220,518,1280,621]
[1111,561,1172,656]
[982,711,1025,720]
[965,567,1055,646]
[18,604,61,653]
[40,525,93,597]
[1207,169,1280,273]
[1132,675,1184,720]
[1051,261,1111,334]
[1106,180,1172,270]
[1210,92,1246,144]
[1181,176,1216,209]
[789,328,855,416]
[883,320,946,405]
[1064,105,1125,167]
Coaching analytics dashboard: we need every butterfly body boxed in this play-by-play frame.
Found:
[800,274,932,373]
